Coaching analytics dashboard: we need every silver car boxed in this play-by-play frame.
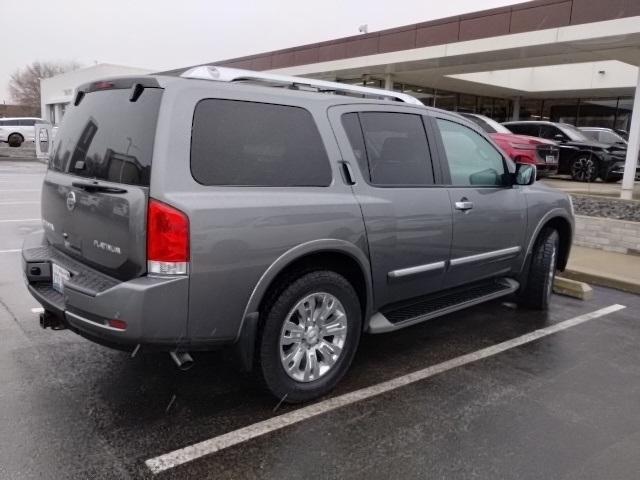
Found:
[23,67,574,402]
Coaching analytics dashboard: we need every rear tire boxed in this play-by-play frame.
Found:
[8,133,23,147]
[257,270,361,403]
[518,228,559,311]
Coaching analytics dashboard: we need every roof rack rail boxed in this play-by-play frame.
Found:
[180,65,423,106]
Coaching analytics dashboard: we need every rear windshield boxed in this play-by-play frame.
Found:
[49,88,162,186]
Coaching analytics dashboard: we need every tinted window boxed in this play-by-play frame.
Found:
[437,119,505,186]
[540,125,565,140]
[354,112,434,186]
[506,123,539,137]
[18,119,36,126]
[581,129,599,141]
[50,88,162,186]
[599,130,623,145]
[191,100,331,187]
[341,113,369,180]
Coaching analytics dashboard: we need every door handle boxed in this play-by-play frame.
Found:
[454,199,474,211]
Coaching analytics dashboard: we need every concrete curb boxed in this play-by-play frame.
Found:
[560,269,640,296]
[553,277,593,300]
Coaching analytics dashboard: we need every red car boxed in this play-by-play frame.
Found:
[461,113,559,177]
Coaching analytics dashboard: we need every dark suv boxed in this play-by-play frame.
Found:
[503,121,628,182]
[23,67,574,402]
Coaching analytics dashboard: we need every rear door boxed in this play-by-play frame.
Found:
[431,115,526,288]
[42,81,162,280]
[330,106,452,308]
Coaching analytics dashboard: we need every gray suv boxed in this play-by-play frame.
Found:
[23,67,574,403]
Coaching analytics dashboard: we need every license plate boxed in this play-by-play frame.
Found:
[546,155,558,164]
[52,264,70,294]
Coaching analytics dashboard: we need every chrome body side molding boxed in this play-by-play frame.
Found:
[450,246,521,267]
[388,261,446,280]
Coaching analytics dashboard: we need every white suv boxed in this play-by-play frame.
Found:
[0,117,49,147]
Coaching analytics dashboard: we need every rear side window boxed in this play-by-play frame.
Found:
[50,88,162,186]
[507,123,539,137]
[342,112,434,186]
[191,100,331,187]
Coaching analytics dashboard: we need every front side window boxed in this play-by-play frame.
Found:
[436,119,506,187]
[191,100,331,187]
[540,125,565,141]
[342,112,434,186]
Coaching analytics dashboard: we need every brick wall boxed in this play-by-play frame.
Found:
[574,215,640,255]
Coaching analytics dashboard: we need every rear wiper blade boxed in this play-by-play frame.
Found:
[71,181,127,194]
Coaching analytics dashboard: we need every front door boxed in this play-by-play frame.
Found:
[329,106,452,309]
[432,116,526,289]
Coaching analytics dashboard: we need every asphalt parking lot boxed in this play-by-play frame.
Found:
[1,159,640,480]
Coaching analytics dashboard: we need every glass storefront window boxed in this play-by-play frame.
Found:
[493,98,510,122]
[575,98,618,128]
[615,98,633,133]
[393,83,435,106]
[519,99,543,120]
[434,90,456,111]
[542,99,579,124]
[457,94,477,113]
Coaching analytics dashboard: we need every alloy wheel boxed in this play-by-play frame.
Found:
[571,156,596,182]
[279,292,347,383]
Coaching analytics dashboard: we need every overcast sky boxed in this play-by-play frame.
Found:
[0,0,526,103]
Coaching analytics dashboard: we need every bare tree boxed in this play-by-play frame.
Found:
[8,61,81,108]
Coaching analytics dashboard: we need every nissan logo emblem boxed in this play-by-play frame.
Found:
[66,191,77,211]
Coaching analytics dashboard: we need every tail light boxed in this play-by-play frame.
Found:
[147,199,190,275]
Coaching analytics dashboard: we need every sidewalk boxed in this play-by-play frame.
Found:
[562,245,640,295]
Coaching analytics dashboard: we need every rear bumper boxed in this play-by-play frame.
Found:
[22,231,190,350]
[535,162,559,176]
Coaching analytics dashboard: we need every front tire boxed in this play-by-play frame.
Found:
[258,270,362,403]
[570,154,598,182]
[518,228,559,310]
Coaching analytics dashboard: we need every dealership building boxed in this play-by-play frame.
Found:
[41,0,640,192]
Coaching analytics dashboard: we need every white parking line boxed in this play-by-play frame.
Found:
[0,218,40,223]
[145,303,627,474]
[0,249,20,254]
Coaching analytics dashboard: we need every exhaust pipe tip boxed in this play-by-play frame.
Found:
[169,351,194,371]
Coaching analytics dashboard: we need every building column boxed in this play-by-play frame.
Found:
[384,73,393,90]
[512,96,521,121]
[621,68,640,198]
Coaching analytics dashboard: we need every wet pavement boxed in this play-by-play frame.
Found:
[1,159,639,479]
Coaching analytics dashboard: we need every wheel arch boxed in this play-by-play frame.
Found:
[240,239,373,339]
[8,132,24,141]
[233,240,373,372]
[525,210,573,272]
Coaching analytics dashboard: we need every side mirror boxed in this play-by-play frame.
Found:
[554,134,565,141]
[515,163,536,186]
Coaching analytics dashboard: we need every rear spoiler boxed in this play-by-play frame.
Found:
[74,77,162,106]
